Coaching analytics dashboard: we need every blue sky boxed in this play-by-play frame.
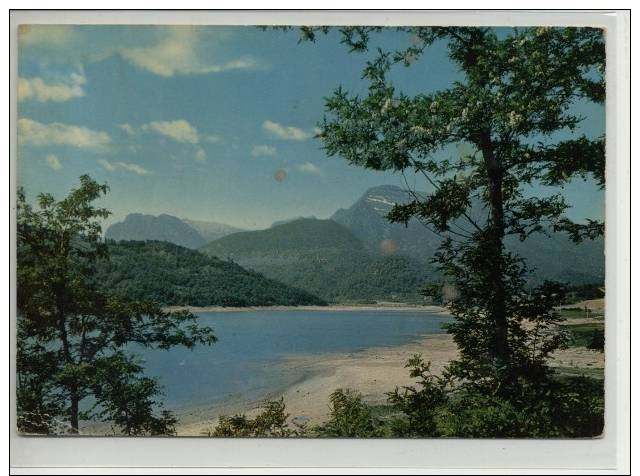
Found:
[17,25,604,230]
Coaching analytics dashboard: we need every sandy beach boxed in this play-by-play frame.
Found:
[174,328,604,436]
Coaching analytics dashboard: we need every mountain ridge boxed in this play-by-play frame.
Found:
[105,213,243,249]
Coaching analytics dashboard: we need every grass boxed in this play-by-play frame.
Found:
[560,321,605,348]
[554,366,604,380]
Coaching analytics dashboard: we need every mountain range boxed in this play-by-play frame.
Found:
[331,185,605,285]
[105,213,242,249]
[104,184,604,303]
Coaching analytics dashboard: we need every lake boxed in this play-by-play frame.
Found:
[135,309,451,409]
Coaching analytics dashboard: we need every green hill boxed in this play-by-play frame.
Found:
[95,240,326,307]
[201,218,435,303]
[203,218,362,258]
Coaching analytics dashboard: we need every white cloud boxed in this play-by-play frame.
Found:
[297,162,323,175]
[142,119,199,144]
[18,25,75,47]
[194,147,207,163]
[98,159,149,175]
[251,145,277,157]
[116,161,150,175]
[18,69,86,103]
[18,118,111,151]
[119,123,136,136]
[45,154,62,170]
[119,27,259,77]
[205,134,224,144]
[262,120,311,141]
[97,159,116,171]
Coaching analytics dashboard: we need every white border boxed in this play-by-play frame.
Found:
[6,9,630,474]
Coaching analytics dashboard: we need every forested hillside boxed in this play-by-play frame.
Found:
[201,218,435,303]
[95,240,326,307]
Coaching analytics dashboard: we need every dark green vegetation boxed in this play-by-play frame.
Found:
[105,213,242,249]
[207,398,297,437]
[95,240,326,307]
[17,176,216,435]
[201,218,434,302]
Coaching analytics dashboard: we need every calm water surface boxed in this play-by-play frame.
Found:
[135,310,451,408]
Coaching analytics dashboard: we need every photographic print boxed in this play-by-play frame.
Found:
[15,22,606,438]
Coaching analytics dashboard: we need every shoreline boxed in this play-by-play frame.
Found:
[172,332,457,436]
[173,333,604,437]
[164,303,451,314]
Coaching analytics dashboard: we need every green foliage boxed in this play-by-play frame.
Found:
[388,355,603,438]
[208,398,295,437]
[315,389,384,437]
[95,239,326,307]
[16,176,216,434]
[387,355,449,436]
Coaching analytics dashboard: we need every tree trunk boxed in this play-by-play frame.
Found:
[478,130,511,370]
[69,389,79,434]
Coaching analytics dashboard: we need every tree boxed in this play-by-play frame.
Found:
[16,175,216,434]
[289,27,604,392]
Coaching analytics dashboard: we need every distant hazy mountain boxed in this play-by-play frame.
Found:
[182,218,244,242]
[105,214,242,249]
[95,240,325,307]
[332,185,604,285]
[201,218,434,303]
[106,213,206,249]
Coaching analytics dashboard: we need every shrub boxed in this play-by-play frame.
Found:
[387,354,604,438]
[315,389,384,437]
[207,398,295,437]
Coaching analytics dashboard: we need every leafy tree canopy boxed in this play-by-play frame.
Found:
[17,175,216,434]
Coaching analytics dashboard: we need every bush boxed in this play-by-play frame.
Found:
[387,355,449,437]
[314,389,384,437]
[207,398,295,437]
[387,354,604,438]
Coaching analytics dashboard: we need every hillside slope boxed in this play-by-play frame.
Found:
[95,240,326,307]
[201,218,435,303]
